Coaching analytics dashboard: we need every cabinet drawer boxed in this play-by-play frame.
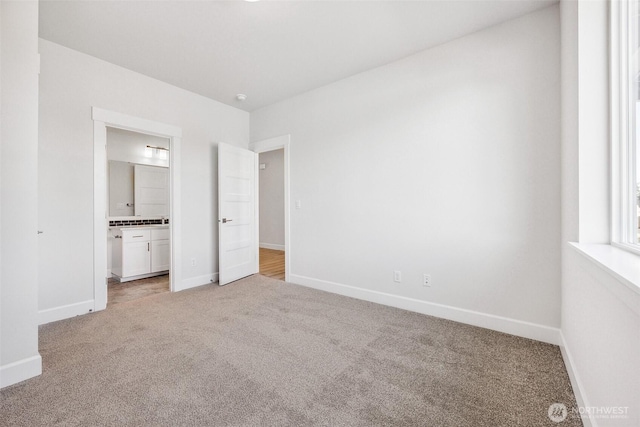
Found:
[151,228,169,241]
[122,229,150,243]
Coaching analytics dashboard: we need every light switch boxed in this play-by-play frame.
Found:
[295,200,302,209]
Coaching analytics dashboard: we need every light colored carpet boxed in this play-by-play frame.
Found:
[0,275,581,426]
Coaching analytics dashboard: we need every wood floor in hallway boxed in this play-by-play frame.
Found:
[259,247,285,281]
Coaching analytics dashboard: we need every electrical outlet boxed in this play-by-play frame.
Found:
[191,258,197,267]
[394,270,402,283]
[423,274,431,287]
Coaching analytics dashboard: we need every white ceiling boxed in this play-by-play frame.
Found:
[39,0,556,112]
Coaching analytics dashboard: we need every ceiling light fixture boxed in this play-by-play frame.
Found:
[236,94,247,101]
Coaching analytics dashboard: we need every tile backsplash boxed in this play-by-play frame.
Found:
[109,218,169,227]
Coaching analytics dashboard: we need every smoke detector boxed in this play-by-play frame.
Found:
[236,94,247,101]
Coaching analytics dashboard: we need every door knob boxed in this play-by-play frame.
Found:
[37,230,44,234]
[221,218,233,224]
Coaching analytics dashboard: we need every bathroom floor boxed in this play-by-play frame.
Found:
[108,274,170,306]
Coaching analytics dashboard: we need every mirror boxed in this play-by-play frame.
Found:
[109,160,135,216]
[108,161,169,217]
[107,127,170,218]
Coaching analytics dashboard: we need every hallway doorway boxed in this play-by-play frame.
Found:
[251,135,291,282]
[259,248,285,280]
[258,148,285,280]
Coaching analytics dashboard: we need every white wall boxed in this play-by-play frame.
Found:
[107,127,169,167]
[0,1,42,387]
[251,6,561,340]
[38,39,249,319]
[560,1,640,425]
[259,149,285,249]
[562,249,640,426]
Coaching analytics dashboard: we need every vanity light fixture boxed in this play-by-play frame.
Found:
[145,145,169,159]
[146,144,169,152]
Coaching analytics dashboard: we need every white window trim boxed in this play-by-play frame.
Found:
[569,1,640,301]
[611,0,640,255]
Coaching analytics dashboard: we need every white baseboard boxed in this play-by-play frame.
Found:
[559,331,594,427]
[177,273,219,291]
[259,243,285,251]
[0,354,42,388]
[39,273,219,324]
[289,274,561,345]
[38,300,95,325]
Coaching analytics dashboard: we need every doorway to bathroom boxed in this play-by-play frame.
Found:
[106,127,171,306]
[92,107,183,312]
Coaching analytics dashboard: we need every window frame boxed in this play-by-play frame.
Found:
[611,0,640,255]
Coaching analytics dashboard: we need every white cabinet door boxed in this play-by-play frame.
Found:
[122,241,151,277]
[151,239,170,273]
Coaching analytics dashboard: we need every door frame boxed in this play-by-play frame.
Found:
[250,135,291,282]
[92,107,182,311]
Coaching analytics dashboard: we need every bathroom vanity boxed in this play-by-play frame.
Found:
[111,225,169,282]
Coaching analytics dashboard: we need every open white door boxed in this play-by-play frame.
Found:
[218,143,259,286]
[134,164,169,217]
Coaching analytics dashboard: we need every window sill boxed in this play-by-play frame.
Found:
[569,242,640,296]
